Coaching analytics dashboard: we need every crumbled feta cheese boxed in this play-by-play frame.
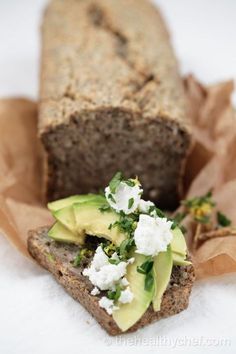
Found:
[92,245,109,270]
[134,214,173,256]
[111,252,120,261]
[150,209,157,217]
[105,181,143,214]
[83,246,128,290]
[138,199,155,214]
[83,260,127,290]
[99,297,119,315]
[119,287,134,304]
[91,287,100,296]
[127,257,135,264]
[120,277,129,287]
[99,287,134,314]
[83,245,135,314]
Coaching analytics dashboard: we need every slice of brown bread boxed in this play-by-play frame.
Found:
[28,227,195,335]
[39,0,191,209]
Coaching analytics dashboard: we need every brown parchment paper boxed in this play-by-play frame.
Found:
[0,99,53,257]
[0,78,235,278]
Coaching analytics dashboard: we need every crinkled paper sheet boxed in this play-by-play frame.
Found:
[0,77,235,278]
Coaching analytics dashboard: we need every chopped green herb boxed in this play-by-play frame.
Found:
[137,258,153,274]
[103,242,117,257]
[72,248,93,267]
[108,194,116,203]
[144,271,154,292]
[124,179,135,187]
[112,214,137,235]
[148,205,156,214]
[99,204,111,213]
[217,211,231,227]
[108,258,120,265]
[73,253,82,267]
[119,237,135,259]
[107,284,121,301]
[128,197,134,209]
[109,172,123,193]
[155,208,165,218]
[170,212,187,230]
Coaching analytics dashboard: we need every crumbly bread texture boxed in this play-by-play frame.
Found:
[39,0,191,208]
[28,227,195,335]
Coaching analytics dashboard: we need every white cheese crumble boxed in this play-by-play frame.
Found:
[83,245,135,314]
[138,199,155,214]
[98,287,133,315]
[105,181,143,214]
[99,297,119,315]
[120,277,129,287]
[119,287,134,304]
[90,245,109,269]
[134,214,173,256]
[127,257,135,264]
[91,287,100,296]
[110,252,120,261]
[83,246,131,289]
[83,250,127,290]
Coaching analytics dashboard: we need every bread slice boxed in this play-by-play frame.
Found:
[39,0,191,209]
[28,227,195,335]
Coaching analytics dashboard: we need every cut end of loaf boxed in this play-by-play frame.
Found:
[40,106,191,209]
[39,0,192,209]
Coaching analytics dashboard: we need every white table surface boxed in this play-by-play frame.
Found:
[0,1,236,354]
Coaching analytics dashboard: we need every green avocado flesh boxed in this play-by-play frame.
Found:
[73,201,126,246]
[48,196,126,246]
[170,228,190,266]
[48,221,84,244]
[170,228,187,256]
[47,194,106,212]
[172,252,192,266]
[152,246,173,311]
[53,206,76,234]
[113,253,154,331]
[47,195,190,330]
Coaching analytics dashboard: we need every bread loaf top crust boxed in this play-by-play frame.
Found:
[39,0,189,134]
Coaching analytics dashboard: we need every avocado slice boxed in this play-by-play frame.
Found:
[112,253,154,331]
[48,221,84,244]
[171,228,187,256]
[152,246,173,312]
[73,201,126,246]
[52,196,106,235]
[170,228,191,266]
[47,194,106,212]
[53,206,76,234]
[172,252,191,266]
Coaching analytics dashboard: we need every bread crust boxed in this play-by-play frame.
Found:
[28,227,195,335]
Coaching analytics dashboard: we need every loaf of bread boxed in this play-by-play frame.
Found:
[28,227,195,335]
[39,0,191,208]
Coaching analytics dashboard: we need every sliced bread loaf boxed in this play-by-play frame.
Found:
[39,0,191,208]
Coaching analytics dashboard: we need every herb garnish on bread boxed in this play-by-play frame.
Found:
[28,172,195,334]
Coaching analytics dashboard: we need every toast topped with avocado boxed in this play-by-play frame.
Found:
[28,172,195,335]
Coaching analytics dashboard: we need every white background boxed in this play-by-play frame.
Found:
[0,1,236,354]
